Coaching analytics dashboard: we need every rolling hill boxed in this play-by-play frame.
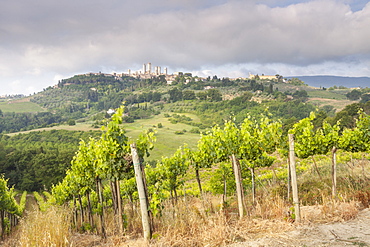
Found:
[289,75,370,88]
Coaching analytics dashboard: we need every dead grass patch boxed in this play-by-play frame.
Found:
[17,206,72,247]
[140,195,294,247]
[2,193,363,247]
[301,200,359,223]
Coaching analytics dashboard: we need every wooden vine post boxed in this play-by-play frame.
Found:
[331,146,337,198]
[116,180,124,234]
[131,143,152,240]
[96,178,106,238]
[231,154,244,219]
[288,134,301,223]
[249,167,256,204]
[287,159,291,201]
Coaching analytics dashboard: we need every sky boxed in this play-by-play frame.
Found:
[1,0,370,95]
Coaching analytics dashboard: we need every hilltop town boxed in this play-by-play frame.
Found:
[74,62,284,86]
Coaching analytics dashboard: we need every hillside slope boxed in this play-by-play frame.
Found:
[290,75,370,88]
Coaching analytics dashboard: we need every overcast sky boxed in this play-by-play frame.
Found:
[1,0,370,95]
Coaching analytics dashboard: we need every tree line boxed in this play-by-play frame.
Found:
[0,130,101,191]
[346,88,370,103]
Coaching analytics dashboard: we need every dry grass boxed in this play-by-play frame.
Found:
[248,195,287,220]
[1,193,362,247]
[301,200,359,223]
[16,206,71,247]
[144,194,360,246]
[144,195,294,247]
[322,200,359,221]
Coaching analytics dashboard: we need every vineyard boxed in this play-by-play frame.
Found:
[0,177,27,238]
[1,105,370,246]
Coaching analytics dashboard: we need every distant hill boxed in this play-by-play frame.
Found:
[287,76,370,89]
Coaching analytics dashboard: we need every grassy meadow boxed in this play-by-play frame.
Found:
[0,100,45,113]
[307,98,353,112]
[6,122,99,135]
[307,89,348,100]
[304,88,353,112]
[7,112,201,161]
[122,112,201,160]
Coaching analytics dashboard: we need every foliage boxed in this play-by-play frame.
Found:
[288,78,307,86]
[51,104,156,231]
[289,112,340,158]
[0,111,65,133]
[207,162,235,195]
[346,89,362,100]
[345,88,370,103]
[0,130,101,190]
[67,119,76,126]
[33,191,51,212]
[329,102,370,129]
[194,115,282,197]
[339,111,370,152]
[360,93,370,103]
[156,146,190,199]
[18,191,28,216]
[292,90,308,102]
[0,175,21,216]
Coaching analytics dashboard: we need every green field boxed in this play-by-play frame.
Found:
[8,112,202,161]
[306,89,353,112]
[6,122,100,135]
[307,90,347,100]
[124,113,201,160]
[0,100,45,113]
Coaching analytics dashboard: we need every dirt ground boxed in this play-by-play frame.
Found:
[230,208,370,247]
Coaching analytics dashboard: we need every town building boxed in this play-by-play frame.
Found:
[248,73,279,81]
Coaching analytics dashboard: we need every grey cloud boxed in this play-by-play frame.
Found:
[110,0,370,68]
[1,0,370,95]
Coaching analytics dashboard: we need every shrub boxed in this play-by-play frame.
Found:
[122,116,134,123]
[67,119,76,126]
